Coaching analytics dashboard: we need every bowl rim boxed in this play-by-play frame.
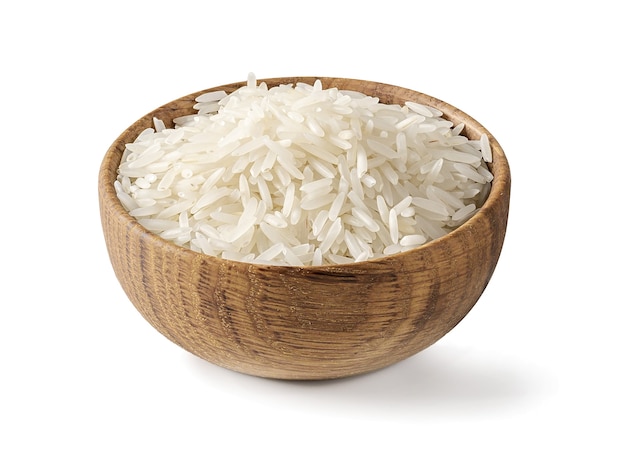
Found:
[99,76,511,271]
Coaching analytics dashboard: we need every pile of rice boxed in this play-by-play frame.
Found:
[115,74,493,266]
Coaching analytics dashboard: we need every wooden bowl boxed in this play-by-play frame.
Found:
[98,77,511,380]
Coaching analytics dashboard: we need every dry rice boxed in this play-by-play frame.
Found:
[115,74,493,266]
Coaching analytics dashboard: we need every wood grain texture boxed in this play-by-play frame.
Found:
[98,77,511,380]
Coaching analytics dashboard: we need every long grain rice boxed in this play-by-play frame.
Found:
[116,74,494,265]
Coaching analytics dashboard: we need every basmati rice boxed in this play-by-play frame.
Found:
[115,74,494,266]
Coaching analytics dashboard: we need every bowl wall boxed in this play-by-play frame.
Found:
[99,77,511,380]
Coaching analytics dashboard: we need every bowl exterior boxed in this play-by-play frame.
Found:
[99,77,510,380]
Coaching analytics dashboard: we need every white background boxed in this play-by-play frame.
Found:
[2,1,624,448]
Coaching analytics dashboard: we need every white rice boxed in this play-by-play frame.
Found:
[115,74,493,266]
